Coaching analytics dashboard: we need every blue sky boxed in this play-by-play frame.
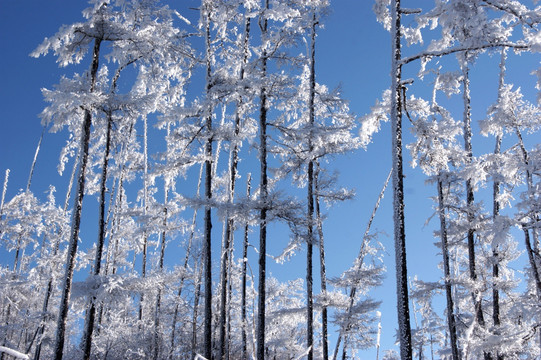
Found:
[0,0,539,358]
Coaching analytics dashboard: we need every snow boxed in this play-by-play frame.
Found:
[0,346,30,360]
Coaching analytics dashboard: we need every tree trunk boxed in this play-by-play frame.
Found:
[152,186,168,360]
[315,164,329,360]
[138,112,151,327]
[193,257,204,360]
[53,37,102,360]
[0,169,8,219]
[523,224,541,358]
[218,15,251,359]
[34,149,78,360]
[241,174,251,360]
[437,178,460,360]
[169,163,203,359]
[461,64,486,327]
[462,63,494,360]
[26,128,45,192]
[333,169,391,360]
[390,1,413,357]
[492,48,506,360]
[81,110,113,360]
[257,1,269,359]
[306,10,317,360]
[203,4,214,359]
[514,109,541,357]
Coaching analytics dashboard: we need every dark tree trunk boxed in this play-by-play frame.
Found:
[193,258,204,360]
[169,164,203,360]
[53,37,102,360]
[437,178,460,360]
[153,187,168,360]
[241,174,251,360]
[315,164,329,360]
[257,1,269,359]
[491,48,506,360]
[306,10,317,360]
[218,15,251,360]
[390,1,413,358]
[34,149,78,360]
[462,63,494,360]
[81,110,113,360]
[203,5,214,359]
[462,65,486,328]
[138,112,151,325]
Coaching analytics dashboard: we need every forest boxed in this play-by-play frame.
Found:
[0,0,541,359]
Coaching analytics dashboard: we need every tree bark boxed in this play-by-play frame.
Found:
[53,37,102,360]
[81,110,113,360]
[169,164,203,359]
[306,10,317,360]
[462,64,485,325]
[315,164,329,360]
[193,257,204,360]
[241,174,251,360]
[332,169,391,360]
[437,178,460,360]
[390,1,413,358]
[218,15,251,360]
[34,149,78,360]
[257,1,269,359]
[138,117,150,324]
[153,186,168,360]
[492,48,506,360]
[203,4,214,359]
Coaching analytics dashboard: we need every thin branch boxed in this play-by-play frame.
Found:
[401,42,528,65]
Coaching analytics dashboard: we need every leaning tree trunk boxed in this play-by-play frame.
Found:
[523,225,541,358]
[34,147,78,360]
[81,110,113,360]
[26,128,45,192]
[390,1,413,358]
[333,170,391,360]
[437,177,460,360]
[53,37,102,360]
[514,116,541,357]
[257,1,269,359]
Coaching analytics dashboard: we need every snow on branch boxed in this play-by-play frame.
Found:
[400,42,529,65]
[0,346,29,360]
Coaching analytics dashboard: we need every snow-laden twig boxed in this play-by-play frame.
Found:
[0,346,30,360]
[293,346,313,360]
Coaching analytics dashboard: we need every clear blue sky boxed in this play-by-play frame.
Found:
[0,1,539,358]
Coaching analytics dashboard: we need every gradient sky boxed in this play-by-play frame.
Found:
[0,1,539,358]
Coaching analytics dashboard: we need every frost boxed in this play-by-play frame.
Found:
[360,90,391,149]
[0,346,29,360]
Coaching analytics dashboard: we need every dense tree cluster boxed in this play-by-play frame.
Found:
[0,0,540,359]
